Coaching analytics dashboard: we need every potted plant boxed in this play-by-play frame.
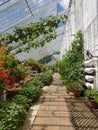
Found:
[66,81,83,97]
[84,89,98,108]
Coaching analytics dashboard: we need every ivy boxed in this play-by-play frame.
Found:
[0,15,68,54]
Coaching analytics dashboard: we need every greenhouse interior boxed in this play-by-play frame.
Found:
[0,0,98,130]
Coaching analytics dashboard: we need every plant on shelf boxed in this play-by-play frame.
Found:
[84,88,98,108]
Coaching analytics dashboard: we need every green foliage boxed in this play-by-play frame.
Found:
[60,31,84,83]
[0,101,11,109]
[12,94,32,109]
[0,54,18,75]
[38,64,51,72]
[0,102,26,130]
[25,58,51,72]
[84,89,98,103]
[20,84,42,101]
[33,71,53,86]
[0,15,68,54]
[25,58,41,72]
[66,81,83,93]
[0,70,53,129]
[53,60,59,72]
[17,64,29,79]
[24,78,44,88]
[60,30,84,92]
[25,58,37,66]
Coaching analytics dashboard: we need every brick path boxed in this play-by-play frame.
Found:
[31,73,75,130]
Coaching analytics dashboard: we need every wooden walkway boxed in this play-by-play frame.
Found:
[21,73,98,130]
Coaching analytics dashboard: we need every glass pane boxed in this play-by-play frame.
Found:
[27,0,52,13]
[0,0,19,11]
[0,0,10,6]
[0,1,30,32]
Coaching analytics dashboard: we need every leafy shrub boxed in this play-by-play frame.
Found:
[12,94,32,109]
[0,102,26,130]
[20,84,42,101]
[33,71,52,86]
[23,78,44,88]
[66,81,83,93]
[16,64,29,79]
[84,89,98,103]
[0,71,52,130]
[0,101,11,109]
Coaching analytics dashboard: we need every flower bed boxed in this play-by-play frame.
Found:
[0,71,52,130]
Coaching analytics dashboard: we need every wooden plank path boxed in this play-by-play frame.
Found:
[21,73,98,130]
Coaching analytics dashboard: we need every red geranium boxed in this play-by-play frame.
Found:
[0,70,3,74]
[0,68,13,91]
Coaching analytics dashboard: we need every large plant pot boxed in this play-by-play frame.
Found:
[87,98,98,109]
[74,90,82,97]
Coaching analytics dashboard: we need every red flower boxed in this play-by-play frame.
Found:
[3,73,8,78]
[1,63,5,66]
[9,76,12,79]
[6,79,11,85]
[0,70,3,74]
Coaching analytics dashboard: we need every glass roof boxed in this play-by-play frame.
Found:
[0,0,70,61]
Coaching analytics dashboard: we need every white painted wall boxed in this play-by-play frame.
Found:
[61,0,98,56]
[60,0,98,89]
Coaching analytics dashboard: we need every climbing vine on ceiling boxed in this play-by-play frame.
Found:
[0,15,68,54]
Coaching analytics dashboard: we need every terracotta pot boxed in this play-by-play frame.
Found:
[87,98,98,109]
[74,90,82,97]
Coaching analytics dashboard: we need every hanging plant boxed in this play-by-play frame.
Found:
[0,15,68,54]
